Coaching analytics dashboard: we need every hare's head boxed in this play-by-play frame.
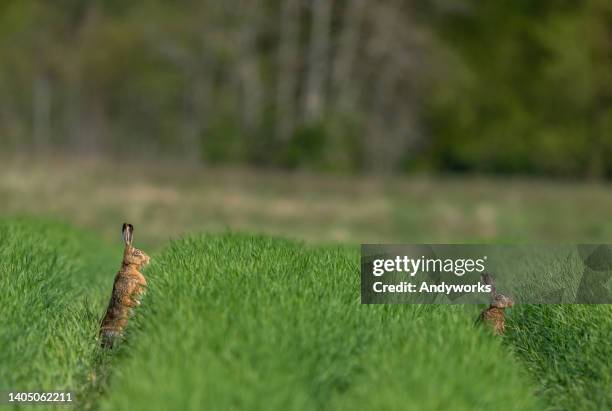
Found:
[491,293,514,309]
[121,223,150,268]
[482,273,513,308]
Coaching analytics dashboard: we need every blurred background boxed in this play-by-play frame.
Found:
[1,0,612,245]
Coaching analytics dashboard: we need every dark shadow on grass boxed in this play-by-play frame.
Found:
[73,299,138,411]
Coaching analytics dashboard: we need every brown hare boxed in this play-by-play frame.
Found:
[99,223,150,348]
[476,273,514,335]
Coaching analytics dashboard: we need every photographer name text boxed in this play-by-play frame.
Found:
[371,256,492,294]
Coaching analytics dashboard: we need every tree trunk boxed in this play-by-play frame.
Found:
[32,71,52,153]
[80,93,107,156]
[332,0,366,112]
[65,69,83,154]
[182,70,210,164]
[276,0,301,141]
[303,0,332,123]
[237,0,264,135]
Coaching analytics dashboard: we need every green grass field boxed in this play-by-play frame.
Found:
[1,218,610,410]
[0,219,114,411]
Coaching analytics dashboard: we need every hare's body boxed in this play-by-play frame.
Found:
[478,306,506,335]
[99,224,149,348]
[477,273,513,336]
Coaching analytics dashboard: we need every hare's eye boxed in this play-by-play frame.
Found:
[133,250,142,256]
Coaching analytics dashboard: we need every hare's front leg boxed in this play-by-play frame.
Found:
[137,272,147,288]
[121,282,141,307]
[120,293,140,307]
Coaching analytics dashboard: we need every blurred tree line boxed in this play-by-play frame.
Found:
[0,0,611,177]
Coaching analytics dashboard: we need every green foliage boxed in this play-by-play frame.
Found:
[280,115,365,172]
[283,122,330,169]
[202,115,245,164]
[1,1,610,176]
[425,1,612,177]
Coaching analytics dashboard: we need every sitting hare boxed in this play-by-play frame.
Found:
[476,273,514,335]
[99,223,150,348]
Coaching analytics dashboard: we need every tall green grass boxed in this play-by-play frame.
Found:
[98,234,541,411]
[507,305,612,410]
[2,220,610,410]
[0,219,117,402]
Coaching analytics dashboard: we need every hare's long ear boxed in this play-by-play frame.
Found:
[122,223,134,245]
[481,273,497,296]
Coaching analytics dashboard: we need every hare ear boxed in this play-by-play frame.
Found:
[481,273,497,296]
[122,223,134,245]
